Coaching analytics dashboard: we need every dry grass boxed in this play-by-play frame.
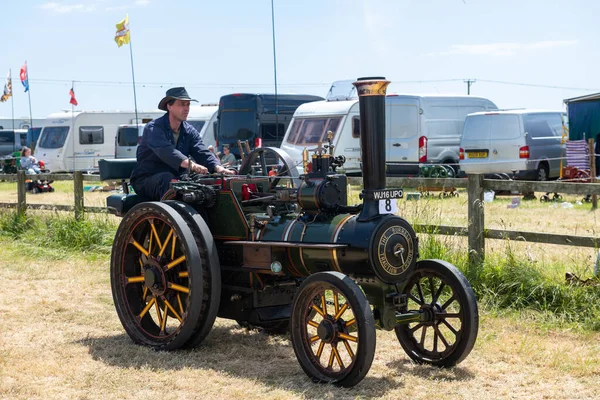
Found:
[1,241,600,400]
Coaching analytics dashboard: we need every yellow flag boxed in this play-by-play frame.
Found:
[115,14,131,47]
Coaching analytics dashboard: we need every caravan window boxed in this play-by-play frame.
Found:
[79,126,104,145]
[39,127,69,149]
[0,131,14,145]
[352,116,360,138]
[285,117,342,145]
[118,127,140,147]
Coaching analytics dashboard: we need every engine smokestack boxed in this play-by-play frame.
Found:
[353,77,390,221]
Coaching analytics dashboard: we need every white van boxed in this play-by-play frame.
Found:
[115,123,145,159]
[188,104,218,148]
[459,110,566,180]
[36,110,162,172]
[280,94,497,175]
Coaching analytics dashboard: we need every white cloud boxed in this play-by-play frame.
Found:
[41,2,96,13]
[430,40,578,57]
[135,0,150,6]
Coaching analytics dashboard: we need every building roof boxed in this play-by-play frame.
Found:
[563,92,600,104]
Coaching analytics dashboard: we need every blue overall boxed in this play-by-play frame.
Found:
[130,113,220,200]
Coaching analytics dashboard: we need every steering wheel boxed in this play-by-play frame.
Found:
[238,147,299,189]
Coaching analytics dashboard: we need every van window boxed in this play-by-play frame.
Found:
[490,115,520,140]
[462,115,489,140]
[20,133,27,147]
[524,113,563,138]
[188,121,205,133]
[118,127,140,147]
[286,117,342,146]
[39,127,69,149]
[389,105,418,138]
[0,131,14,145]
[352,116,360,138]
[80,126,104,145]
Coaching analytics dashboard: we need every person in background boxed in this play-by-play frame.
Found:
[20,147,40,174]
[130,87,235,201]
[220,144,236,167]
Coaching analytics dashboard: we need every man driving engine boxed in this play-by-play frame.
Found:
[130,87,234,200]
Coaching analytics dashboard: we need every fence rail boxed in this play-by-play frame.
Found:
[2,172,600,266]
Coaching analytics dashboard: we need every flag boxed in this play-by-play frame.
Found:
[20,62,29,92]
[114,14,131,47]
[0,71,11,102]
[69,88,78,106]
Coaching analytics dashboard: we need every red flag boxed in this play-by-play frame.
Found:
[69,88,78,106]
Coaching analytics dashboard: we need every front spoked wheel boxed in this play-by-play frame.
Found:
[290,272,376,387]
[111,202,207,350]
[395,259,479,366]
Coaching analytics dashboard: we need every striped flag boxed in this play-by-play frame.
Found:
[0,71,11,102]
[115,14,131,47]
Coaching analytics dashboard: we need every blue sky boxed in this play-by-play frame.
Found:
[1,0,599,119]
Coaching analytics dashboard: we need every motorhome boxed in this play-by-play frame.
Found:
[280,94,497,175]
[216,93,323,156]
[189,104,218,148]
[36,110,162,172]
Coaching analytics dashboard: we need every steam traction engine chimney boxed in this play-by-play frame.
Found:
[353,77,390,221]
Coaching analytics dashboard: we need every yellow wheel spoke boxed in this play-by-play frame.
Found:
[345,318,356,327]
[142,286,148,300]
[171,235,177,260]
[160,304,168,332]
[177,294,184,314]
[311,304,325,317]
[166,255,186,270]
[334,303,348,320]
[328,347,335,368]
[150,221,163,251]
[139,298,155,319]
[148,231,153,254]
[178,271,189,278]
[309,335,320,343]
[338,332,357,342]
[332,345,344,369]
[343,339,355,360]
[131,239,149,257]
[164,299,183,322]
[316,341,325,359]
[334,292,340,314]
[158,229,174,257]
[154,300,163,326]
[307,320,319,328]
[321,295,327,316]
[126,276,145,284]
[168,282,190,294]
[138,258,143,268]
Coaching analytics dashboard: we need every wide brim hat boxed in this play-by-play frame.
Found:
[158,87,198,111]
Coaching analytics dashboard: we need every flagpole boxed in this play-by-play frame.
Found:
[25,61,33,129]
[71,80,75,171]
[128,33,139,129]
[10,69,15,130]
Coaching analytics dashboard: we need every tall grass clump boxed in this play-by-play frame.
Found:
[0,210,37,238]
[38,214,117,252]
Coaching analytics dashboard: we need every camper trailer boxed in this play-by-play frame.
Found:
[0,117,45,130]
[280,94,497,175]
[188,104,218,148]
[36,110,162,172]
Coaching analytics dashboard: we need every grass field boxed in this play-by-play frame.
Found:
[1,180,600,398]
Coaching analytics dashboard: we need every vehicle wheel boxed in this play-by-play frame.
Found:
[32,186,39,194]
[290,272,376,387]
[395,259,478,367]
[111,202,209,350]
[164,200,221,347]
[49,187,55,192]
[537,164,549,181]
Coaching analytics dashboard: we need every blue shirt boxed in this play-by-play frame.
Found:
[131,113,220,180]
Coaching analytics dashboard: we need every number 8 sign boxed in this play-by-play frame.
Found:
[379,198,398,214]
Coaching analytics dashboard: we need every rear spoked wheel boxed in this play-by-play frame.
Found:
[111,202,207,350]
[290,272,376,387]
[395,259,478,366]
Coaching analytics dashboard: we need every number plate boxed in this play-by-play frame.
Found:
[379,198,398,215]
[372,189,404,200]
[467,151,488,159]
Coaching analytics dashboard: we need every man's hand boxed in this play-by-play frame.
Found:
[191,162,208,174]
[214,165,235,175]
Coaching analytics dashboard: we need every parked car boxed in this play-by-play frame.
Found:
[0,129,28,157]
[459,110,566,180]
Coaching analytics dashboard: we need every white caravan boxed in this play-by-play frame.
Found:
[0,117,46,130]
[188,104,218,148]
[280,94,497,175]
[36,110,162,172]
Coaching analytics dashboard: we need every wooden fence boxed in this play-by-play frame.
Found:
[0,171,104,220]
[2,171,600,267]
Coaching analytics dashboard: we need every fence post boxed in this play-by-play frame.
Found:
[468,173,485,269]
[589,139,597,210]
[17,170,27,216]
[74,171,84,220]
